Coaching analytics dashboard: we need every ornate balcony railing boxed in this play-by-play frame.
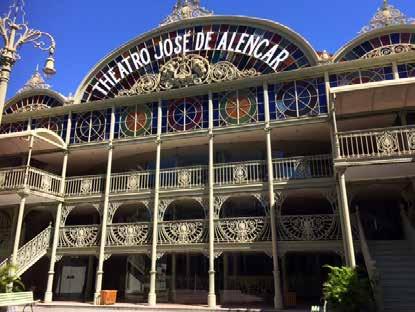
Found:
[273,155,333,181]
[107,222,150,246]
[0,166,62,196]
[65,175,105,197]
[337,126,415,160]
[58,225,100,248]
[277,214,342,241]
[158,220,207,245]
[111,171,153,193]
[160,166,207,189]
[27,167,62,196]
[215,217,271,243]
[214,161,266,186]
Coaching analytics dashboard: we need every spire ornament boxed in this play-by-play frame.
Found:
[18,66,50,93]
[161,0,213,26]
[360,0,415,33]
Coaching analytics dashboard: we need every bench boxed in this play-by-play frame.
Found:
[0,291,36,312]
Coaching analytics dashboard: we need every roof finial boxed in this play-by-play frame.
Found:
[161,0,213,26]
[360,0,415,33]
[17,67,50,93]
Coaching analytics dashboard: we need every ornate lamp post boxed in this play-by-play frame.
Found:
[0,0,56,125]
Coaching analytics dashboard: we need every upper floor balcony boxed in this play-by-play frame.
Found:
[0,154,333,201]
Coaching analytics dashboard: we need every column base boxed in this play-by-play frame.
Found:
[44,291,53,303]
[148,292,156,306]
[93,292,101,305]
[274,296,283,310]
[208,294,216,308]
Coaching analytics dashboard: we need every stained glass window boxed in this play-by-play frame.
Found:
[162,96,208,133]
[213,87,264,127]
[71,110,110,144]
[115,103,158,139]
[32,116,67,139]
[329,67,393,88]
[398,63,415,78]
[81,23,313,103]
[4,94,62,115]
[269,78,327,120]
[339,32,415,61]
[0,121,28,134]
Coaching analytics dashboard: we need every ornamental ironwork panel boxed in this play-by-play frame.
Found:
[158,220,206,245]
[215,217,271,243]
[107,223,149,246]
[277,214,341,241]
[58,226,99,248]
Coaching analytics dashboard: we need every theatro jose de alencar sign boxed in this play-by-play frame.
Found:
[91,31,291,96]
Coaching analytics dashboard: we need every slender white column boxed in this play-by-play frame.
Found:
[0,61,12,126]
[148,99,163,306]
[94,106,116,304]
[207,91,216,307]
[338,168,356,267]
[263,83,283,309]
[45,113,71,302]
[11,192,27,265]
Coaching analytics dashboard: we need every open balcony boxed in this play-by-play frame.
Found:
[64,154,333,198]
[337,125,415,161]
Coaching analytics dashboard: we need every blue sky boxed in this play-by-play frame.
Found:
[0,0,414,99]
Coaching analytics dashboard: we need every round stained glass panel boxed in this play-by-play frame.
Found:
[276,81,318,117]
[120,105,152,136]
[168,98,202,131]
[219,91,257,125]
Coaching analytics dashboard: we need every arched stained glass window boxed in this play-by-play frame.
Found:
[5,94,62,115]
[398,63,415,78]
[269,78,327,120]
[71,110,110,143]
[339,32,415,61]
[329,67,393,87]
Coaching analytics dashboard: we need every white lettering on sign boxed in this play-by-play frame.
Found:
[92,31,291,96]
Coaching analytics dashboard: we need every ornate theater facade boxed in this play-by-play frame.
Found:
[1,0,415,310]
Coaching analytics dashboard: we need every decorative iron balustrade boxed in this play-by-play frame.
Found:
[337,126,415,160]
[273,155,333,181]
[15,225,52,275]
[158,220,206,245]
[65,175,105,196]
[58,225,99,248]
[107,222,150,246]
[26,167,62,196]
[160,166,208,189]
[215,217,271,243]
[277,214,342,241]
[214,161,266,186]
[0,166,62,196]
[0,167,25,190]
[111,171,153,193]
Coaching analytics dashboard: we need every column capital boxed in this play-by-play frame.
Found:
[264,126,271,133]
[107,142,114,150]
[18,189,30,198]
[336,166,347,175]
[155,138,162,145]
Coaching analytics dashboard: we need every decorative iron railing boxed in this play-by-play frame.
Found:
[273,155,333,181]
[58,225,99,248]
[111,171,153,193]
[215,217,271,243]
[15,225,51,275]
[277,214,342,241]
[158,220,206,245]
[214,161,266,186]
[0,166,62,196]
[337,126,415,160]
[65,175,105,197]
[107,222,150,246]
[160,166,207,189]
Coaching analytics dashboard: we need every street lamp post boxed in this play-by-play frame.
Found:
[0,0,56,126]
